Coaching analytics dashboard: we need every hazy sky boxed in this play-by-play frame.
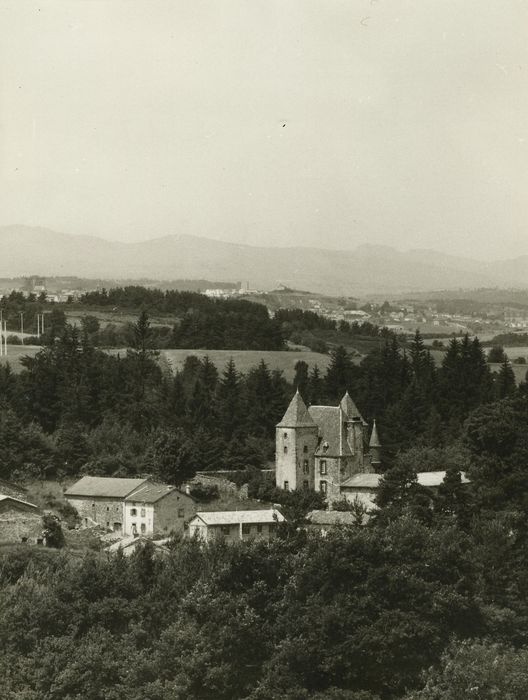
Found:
[1,0,527,259]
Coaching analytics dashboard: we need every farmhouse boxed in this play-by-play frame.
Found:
[65,476,196,536]
[123,482,195,537]
[188,509,285,542]
[0,494,44,544]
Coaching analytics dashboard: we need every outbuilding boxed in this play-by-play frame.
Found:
[188,509,285,542]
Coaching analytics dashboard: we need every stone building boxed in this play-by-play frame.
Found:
[188,509,285,543]
[123,482,195,537]
[276,390,381,503]
[65,476,196,536]
[65,476,150,532]
[0,494,44,544]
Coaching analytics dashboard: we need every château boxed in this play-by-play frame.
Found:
[275,390,381,503]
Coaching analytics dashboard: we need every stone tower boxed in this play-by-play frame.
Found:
[340,391,368,473]
[275,391,319,491]
[369,419,382,469]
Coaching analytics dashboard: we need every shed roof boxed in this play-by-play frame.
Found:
[65,476,148,499]
[191,509,285,526]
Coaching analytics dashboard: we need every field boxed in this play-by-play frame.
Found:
[161,349,331,379]
[0,344,39,371]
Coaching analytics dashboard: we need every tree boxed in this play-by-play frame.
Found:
[488,344,507,363]
[496,358,516,399]
[42,514,65,548]
[325,346,356,402]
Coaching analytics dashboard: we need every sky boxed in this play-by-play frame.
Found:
[1,0,527,259]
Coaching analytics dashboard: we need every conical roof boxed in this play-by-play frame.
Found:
[369,419,381,448]
[277,390,316,428]
[340,391,367,425]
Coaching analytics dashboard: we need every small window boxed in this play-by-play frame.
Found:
[140,508,146,517]
[130,508,137,516]
[177,508,185,518]
[303,459,309,473]
[320,480,327,495]
[21,536,28,543]
[256,524,263,533]
[320,460,327,475]
[140,523,146,534]
[303,445,308,453]
[284,480,289,490]
[283,446,288,454]
[106,506,110,511]
[242,524,251,535]
[283,432,288,439]
[106,521,110,528]
[36,538,43,546]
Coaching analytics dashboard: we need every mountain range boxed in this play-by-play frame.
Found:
[1,225,528,295]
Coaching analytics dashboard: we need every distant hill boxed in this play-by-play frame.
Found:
[2,225,528,295]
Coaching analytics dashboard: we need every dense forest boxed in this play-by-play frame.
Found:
[3,391,528,698]
[2,312,528,696]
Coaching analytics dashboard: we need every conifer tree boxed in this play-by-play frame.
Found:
[496,358,516,399]
[325,345,355,402]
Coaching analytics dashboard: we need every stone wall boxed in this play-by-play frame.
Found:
[66,496,124,532]
[0,501,43,544]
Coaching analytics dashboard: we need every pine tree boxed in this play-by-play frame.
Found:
[293,360,309,400]
[216,359,243,440]
[496,358,516,399]
[325,346,355,402]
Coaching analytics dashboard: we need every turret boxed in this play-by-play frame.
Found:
[340,391,366,468]
[369,419,382,468]
[275,391,318,491]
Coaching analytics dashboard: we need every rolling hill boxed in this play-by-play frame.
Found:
[2,225,528,295]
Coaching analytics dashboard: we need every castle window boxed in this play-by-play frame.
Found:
[284,446,288,454]
[320,460,327,475]
[303,445,308,453]
[320,480,327,495]
[284,481,289,490]
[283,432,288,439]
[303,460,309,473]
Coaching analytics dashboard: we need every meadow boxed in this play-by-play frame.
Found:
[161,348,331,379]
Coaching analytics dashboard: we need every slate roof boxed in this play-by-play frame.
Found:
[125,483,186,504]
[340,391,367,425]
[65,476,149,499]
[277,390,316,428]
[341,473,381,489]
[369,419,381,448]
[309,406,352,457]
[191,509,285,526]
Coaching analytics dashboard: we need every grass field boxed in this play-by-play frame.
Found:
[0,344,40,371]
[161,349,331,379]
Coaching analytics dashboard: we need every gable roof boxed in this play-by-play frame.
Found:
[191,509,285,526]
[65,476,149,499]
[124,483,189,504]
[277,391,316,428]
[309,405,352,457]
[0,494,40,511]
